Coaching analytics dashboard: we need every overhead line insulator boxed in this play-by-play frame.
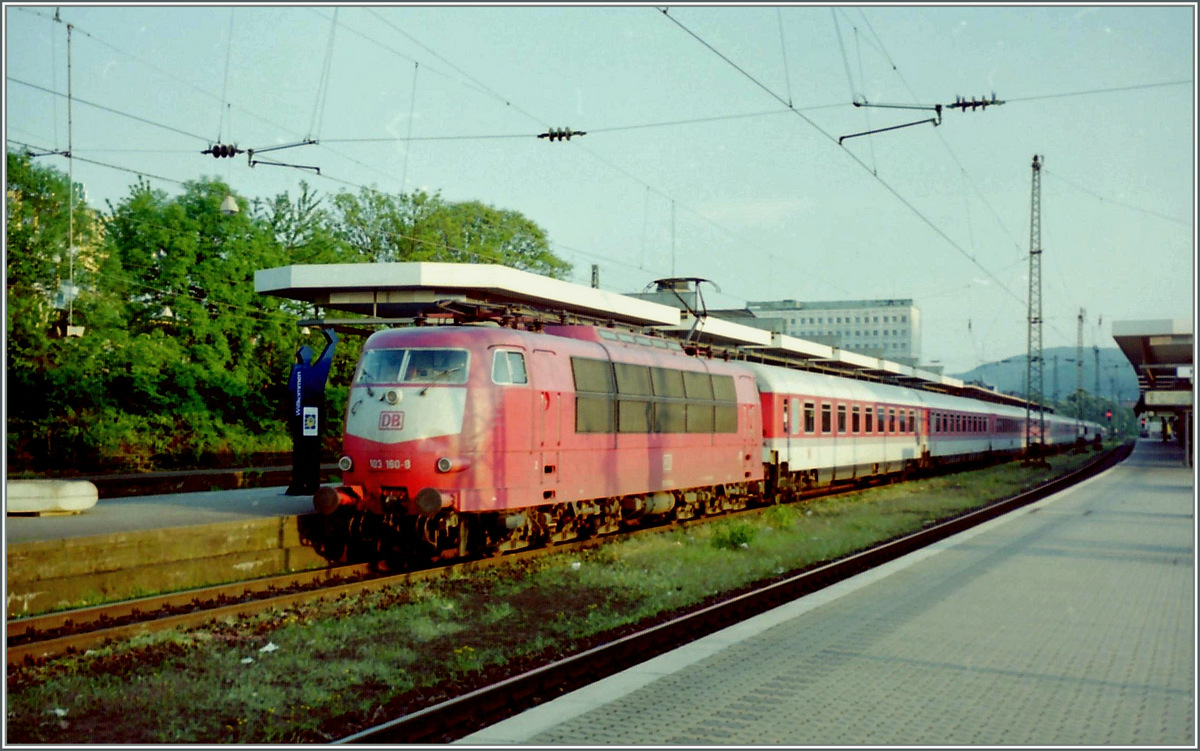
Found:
[203,143,243,158]
[949,93,1005,112]
[537,127,587,142]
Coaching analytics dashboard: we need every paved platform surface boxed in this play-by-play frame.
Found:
[463,440,1195,745]
[4,485,317,544]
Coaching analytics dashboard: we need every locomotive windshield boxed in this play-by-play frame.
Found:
[356,348,469,385]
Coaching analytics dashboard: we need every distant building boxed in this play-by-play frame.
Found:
[627,281,923,367]
[743,298,922,364]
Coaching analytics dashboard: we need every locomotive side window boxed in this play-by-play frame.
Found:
[651,367,685,398]
[687,403,715,433]
[615,363,653,433]
[619,399,653,432]
[615,363,653,395]
[573,357,615,393]
[712,375,737,402]
[572,357,616,433]
[573,359,736,435]
[683,371,715,400]
[804,402,815,433]
[491,350,528,385]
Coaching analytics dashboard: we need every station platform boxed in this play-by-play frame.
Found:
[463,439,1196,746]
[4,485,315,545]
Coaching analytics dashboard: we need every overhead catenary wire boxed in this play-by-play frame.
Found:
[660,8,1028,309]
[10,4,857,305]
[1044,168,1192,227]
[9,78,212,144]
[400,62,419,193]
[308,8,340,141]
[217,7,235,143]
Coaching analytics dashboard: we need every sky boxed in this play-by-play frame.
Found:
[4,3,1195,374]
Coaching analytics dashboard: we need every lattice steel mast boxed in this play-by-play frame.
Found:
[1025,155,1045,455]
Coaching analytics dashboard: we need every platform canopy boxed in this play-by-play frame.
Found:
[255,262,682,327]
[1111,319,1194,414]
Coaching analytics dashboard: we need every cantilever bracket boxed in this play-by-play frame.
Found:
[839,102,943,145]
[245,138,321,173]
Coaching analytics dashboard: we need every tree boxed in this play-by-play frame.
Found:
[329,186,572,277]
[5,151,107,350]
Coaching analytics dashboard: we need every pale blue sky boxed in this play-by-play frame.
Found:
[4,3,1195,373]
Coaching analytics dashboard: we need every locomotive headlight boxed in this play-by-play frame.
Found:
[435,457,472,473]
[384,389,401,405]
[338,455,354,472]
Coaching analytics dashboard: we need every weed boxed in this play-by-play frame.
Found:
[710,520,757,550]
[761,504,798,530]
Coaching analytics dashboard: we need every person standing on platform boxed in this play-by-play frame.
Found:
[286,329,337,495]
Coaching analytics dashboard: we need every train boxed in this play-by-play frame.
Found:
[311,321,1103,563]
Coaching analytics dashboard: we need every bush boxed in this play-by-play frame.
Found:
[710,520,757,551]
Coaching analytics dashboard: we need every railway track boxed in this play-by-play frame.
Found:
[5,536,613,667]
[337,441,1133,744]
[6,445,1128,689]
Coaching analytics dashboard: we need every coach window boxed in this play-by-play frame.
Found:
[851,405,861,433]
[782,399,790,434]
[836,404,847,433]
[821,403,832,433]
[898,410,907,433]
[909,410,915,433]
[888,408,896,433]
[804,402,815,433]
[491,350,528,385]
[865,406,874,433]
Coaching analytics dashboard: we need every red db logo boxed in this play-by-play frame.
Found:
[379,412,405,430]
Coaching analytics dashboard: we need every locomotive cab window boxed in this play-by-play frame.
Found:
[357,348,469,385]
[491,350,528,385]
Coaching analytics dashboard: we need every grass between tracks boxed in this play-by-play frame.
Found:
[5,449,1107,743]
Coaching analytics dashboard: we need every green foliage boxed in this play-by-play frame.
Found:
[5,152,571,472]
[710,520,758,550]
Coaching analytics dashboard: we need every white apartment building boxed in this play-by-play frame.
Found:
[744,298,922,363]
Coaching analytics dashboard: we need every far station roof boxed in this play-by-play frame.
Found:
[1111,319,1194,415]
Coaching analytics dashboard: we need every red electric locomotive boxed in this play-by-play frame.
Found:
[314,322,763,560]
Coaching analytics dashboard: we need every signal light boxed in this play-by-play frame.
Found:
[1105,410,1113,419]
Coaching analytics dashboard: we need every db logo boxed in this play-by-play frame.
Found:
[378,411,405,430]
